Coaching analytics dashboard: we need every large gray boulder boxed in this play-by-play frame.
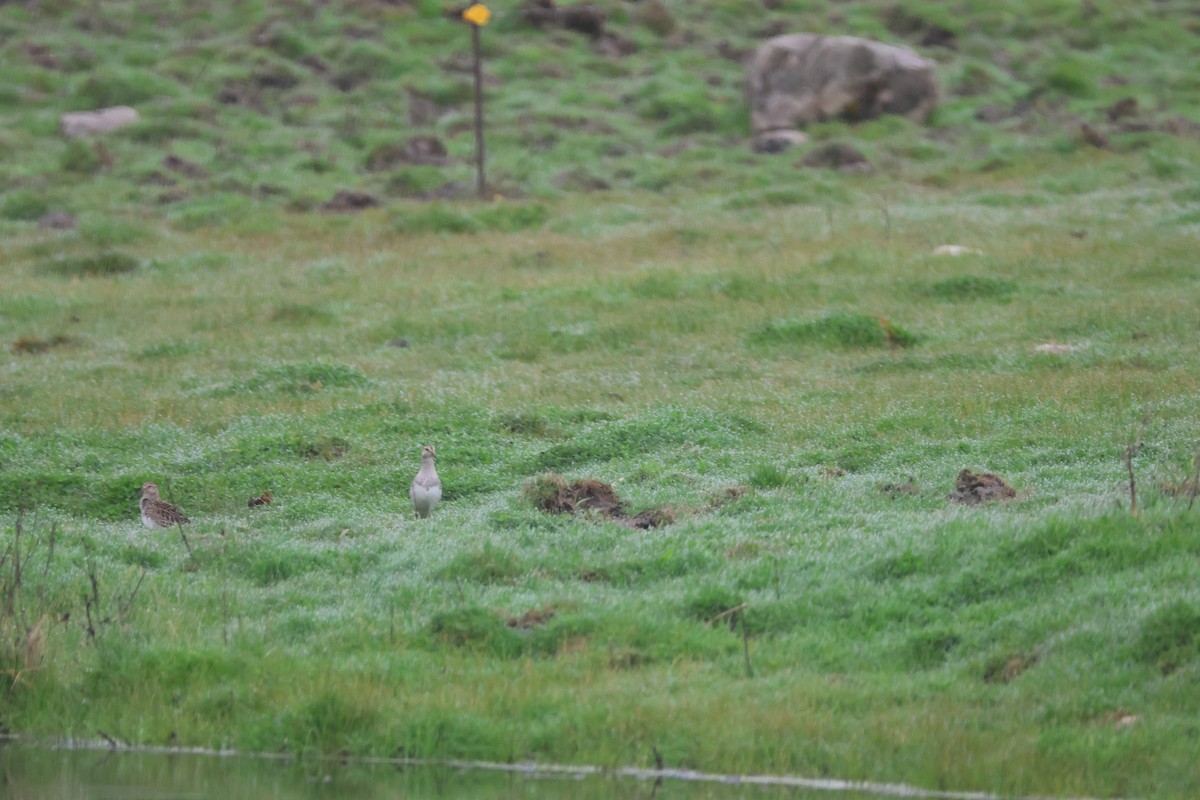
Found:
[747,34,938,141]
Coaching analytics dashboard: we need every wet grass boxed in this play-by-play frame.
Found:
[2,0,1200,797]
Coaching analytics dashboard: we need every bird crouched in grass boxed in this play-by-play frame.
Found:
[410,445,442,519]
[140,482,189,529]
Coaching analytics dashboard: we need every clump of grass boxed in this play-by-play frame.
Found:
[749,312,918,349]
[268,303,334,325]
[1,191,50,221]
[71,67,178,108]
[747,463,795,489]
[296,436,349,461]
[474,202,548,232]
[393,205,479,235]
[393,203,549,235]
[80,219,151,247]
[983,652,1039,684]
[282,691,381,752]
[904,628,962,669]
[496,411,557,437]
[238,363,369,394]
[426,605,523,657]
[1041,57,1094,98]
[436,545,525,584]
[1135,601,1200,674]
[59,140,104,174]
[39,252,138,278]
[682,585,743,626]
[228,547,323,587]
[927,275,1016,301]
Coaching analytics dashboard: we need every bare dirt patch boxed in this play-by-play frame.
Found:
[881,478,919,498]
[947,469,1016,505]
[320,190,380,212]
[984,651,1038,683]
[10,335,74,355]
[522,472,674,528]
[506,606,556,628]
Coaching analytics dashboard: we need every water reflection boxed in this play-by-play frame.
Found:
[2,746,897,800]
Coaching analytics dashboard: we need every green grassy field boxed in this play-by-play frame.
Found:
[3,1,1200,798]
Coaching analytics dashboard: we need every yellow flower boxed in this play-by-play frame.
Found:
[462,4,491,26]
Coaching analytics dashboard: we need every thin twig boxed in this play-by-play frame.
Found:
[1124,445,1139,516]
[648,747,664,800]
[1188,450,1200,511]
[175,520,192,556]
[741,617,754,679]
[117,567,148,623]
[706,603,747,628]
[1123,418,1146,516]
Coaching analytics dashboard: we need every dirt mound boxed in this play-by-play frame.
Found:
[320,190,379,213]
[522,473,672,528]
[947,469,1016,505]
[798,142,872,173]
[506,606,556,628]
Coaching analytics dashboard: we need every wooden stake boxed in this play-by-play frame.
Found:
[471,23,487,199]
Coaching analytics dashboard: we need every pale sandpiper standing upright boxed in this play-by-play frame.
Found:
[410,445,442,519]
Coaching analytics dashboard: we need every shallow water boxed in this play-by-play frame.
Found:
[0,745,915,800]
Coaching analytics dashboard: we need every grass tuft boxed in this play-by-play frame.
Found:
[1135,601,1200,674]
[749,312,918,349]
[39,252,138,278]
[927,275,1017,301]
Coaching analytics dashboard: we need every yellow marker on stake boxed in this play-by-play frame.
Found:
[463,4,490,26]
[464,4,490,198]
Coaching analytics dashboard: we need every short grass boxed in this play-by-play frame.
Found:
[3,1,1200,798]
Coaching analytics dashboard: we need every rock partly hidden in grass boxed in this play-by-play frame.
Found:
[522,472,674,528]
[40,252,139,278]
[928,275,1017,301]
[947,469,1017,505]
[749,312,918,349]
[1135,600,1200,675]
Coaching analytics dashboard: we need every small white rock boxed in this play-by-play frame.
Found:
[1033,342,1077,354]
[933,244,984,256]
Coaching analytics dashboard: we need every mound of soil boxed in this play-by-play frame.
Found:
[320,190,379,213]
[506,606,556,628]
[798,143,872,173]
[947,469,1016,505]
[523,473,673,528]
